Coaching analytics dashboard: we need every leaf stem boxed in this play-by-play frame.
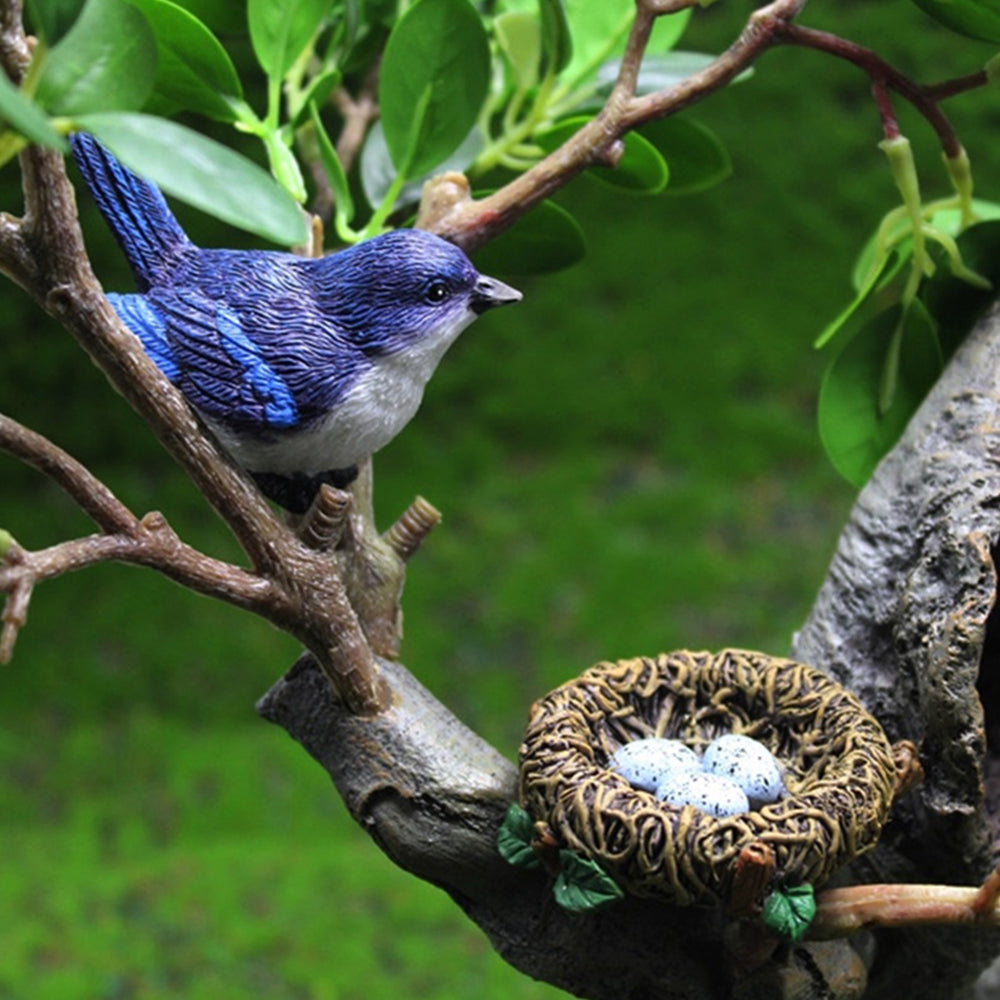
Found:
[473,70,557,174]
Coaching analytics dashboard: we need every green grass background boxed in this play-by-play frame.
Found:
[2,2,999,997]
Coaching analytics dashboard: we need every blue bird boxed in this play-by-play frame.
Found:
[69,133,521,512]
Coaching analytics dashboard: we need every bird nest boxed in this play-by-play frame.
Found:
[518,649,907,907]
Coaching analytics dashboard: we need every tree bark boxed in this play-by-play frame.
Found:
[259,308,1000,998]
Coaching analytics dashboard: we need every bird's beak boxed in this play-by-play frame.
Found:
[470,274,522,314]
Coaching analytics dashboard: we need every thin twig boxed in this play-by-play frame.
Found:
[0,4,388,713]
[925,69,990,102]
[809,871,1000,939]
[427,0,809,249]
[334,61,380,175]
[0,413,137,535]
[772,22,965,157]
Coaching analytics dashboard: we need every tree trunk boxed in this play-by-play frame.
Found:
[259,303,1000,999]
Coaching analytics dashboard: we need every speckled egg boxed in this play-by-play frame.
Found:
[656,771,750,817]
[701,734,784,806]
[609,738,701,792]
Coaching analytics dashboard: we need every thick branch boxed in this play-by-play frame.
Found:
[0,7,391,713]
[810,879,1000,940]
[260,296,1000,997]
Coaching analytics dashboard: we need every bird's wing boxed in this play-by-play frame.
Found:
[146,287,300,432]
[108,293,181,382]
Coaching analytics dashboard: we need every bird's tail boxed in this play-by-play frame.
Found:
[70,133,194,290]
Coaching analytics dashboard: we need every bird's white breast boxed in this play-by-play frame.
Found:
[210,307,477,475]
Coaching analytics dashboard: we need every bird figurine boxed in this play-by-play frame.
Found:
[69,133,522,512]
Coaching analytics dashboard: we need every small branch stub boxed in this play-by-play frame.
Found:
[384,496,442,561]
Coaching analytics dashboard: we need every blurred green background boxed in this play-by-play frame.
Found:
[2,2,999,997]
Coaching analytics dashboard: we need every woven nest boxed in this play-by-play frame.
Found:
[518,649,901,907]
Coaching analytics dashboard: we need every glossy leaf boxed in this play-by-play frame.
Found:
[557,0,624,82]
[379,0,489,179]
[647,7,692,53]
[818,301,942,488]
[127,0,243,121]
[553,851,624,912]
[25,0,86,43]
[248,0,331,80]
[495,10,542,90]
[920,219,1000,359]
[496,803,542,869]
[360,119,483,211]
[169,0,245,33]
[598,51,751,96]
[639,116,731,196]
[73,112,308,246]
[815,249,906,351]
[0,73,68,151]
[537,116,668,194]
[539,0,572,75]
[851,199,1000,292]
[289,67,341,128]
[911,0,1000,42]
[762,885,816,943]
[471,198,585,275]
[309,101,354,228]
[35,0,157,116]
[556,1,690,87]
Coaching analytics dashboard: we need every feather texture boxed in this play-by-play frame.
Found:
[72,133,522,510]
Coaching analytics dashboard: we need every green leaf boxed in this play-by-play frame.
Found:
[851,199,1000,293]
[359,120,483,210]
[263,128,307,203]
[168,0,245,34]
[552,1,690,89]
[495,11,542,91]
[497,803,542,869]
[552,851,623,912]
[379,0,490,180]
[910,0,1000,41]
[762,884,816,943]
[309,101,354,229]
[647,7,692,53]
[248,0,331,80]
[35,0,158,116]
[595,51,751,98]
[920,219,1000,359]
[554,0,620,84]
[537,116,667,194]
[25,0,87,44]
[818,301,942,488]
[289,67,341,128]
[638,116,731,196]
[126,0,243,121]
[539,0,572,75]
[0,73,68,151]
[72,112,308,246]
[0,528,13,559]
[815,249,906,351]
[471,198,585,275]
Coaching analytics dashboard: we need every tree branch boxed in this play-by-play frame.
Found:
[424,0,809,249]
[0,412,137,534]
[772,22,966,156]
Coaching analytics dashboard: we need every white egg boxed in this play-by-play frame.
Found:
[656,771,750,817]
[609,738,701,792]
[701,734,784,806]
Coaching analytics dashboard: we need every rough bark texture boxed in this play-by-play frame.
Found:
[791,303,1000,998]
[259,304,1000,998]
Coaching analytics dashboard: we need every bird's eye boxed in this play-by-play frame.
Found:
[424,280,449,305]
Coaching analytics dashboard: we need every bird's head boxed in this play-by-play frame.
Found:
[316,229,521,356]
